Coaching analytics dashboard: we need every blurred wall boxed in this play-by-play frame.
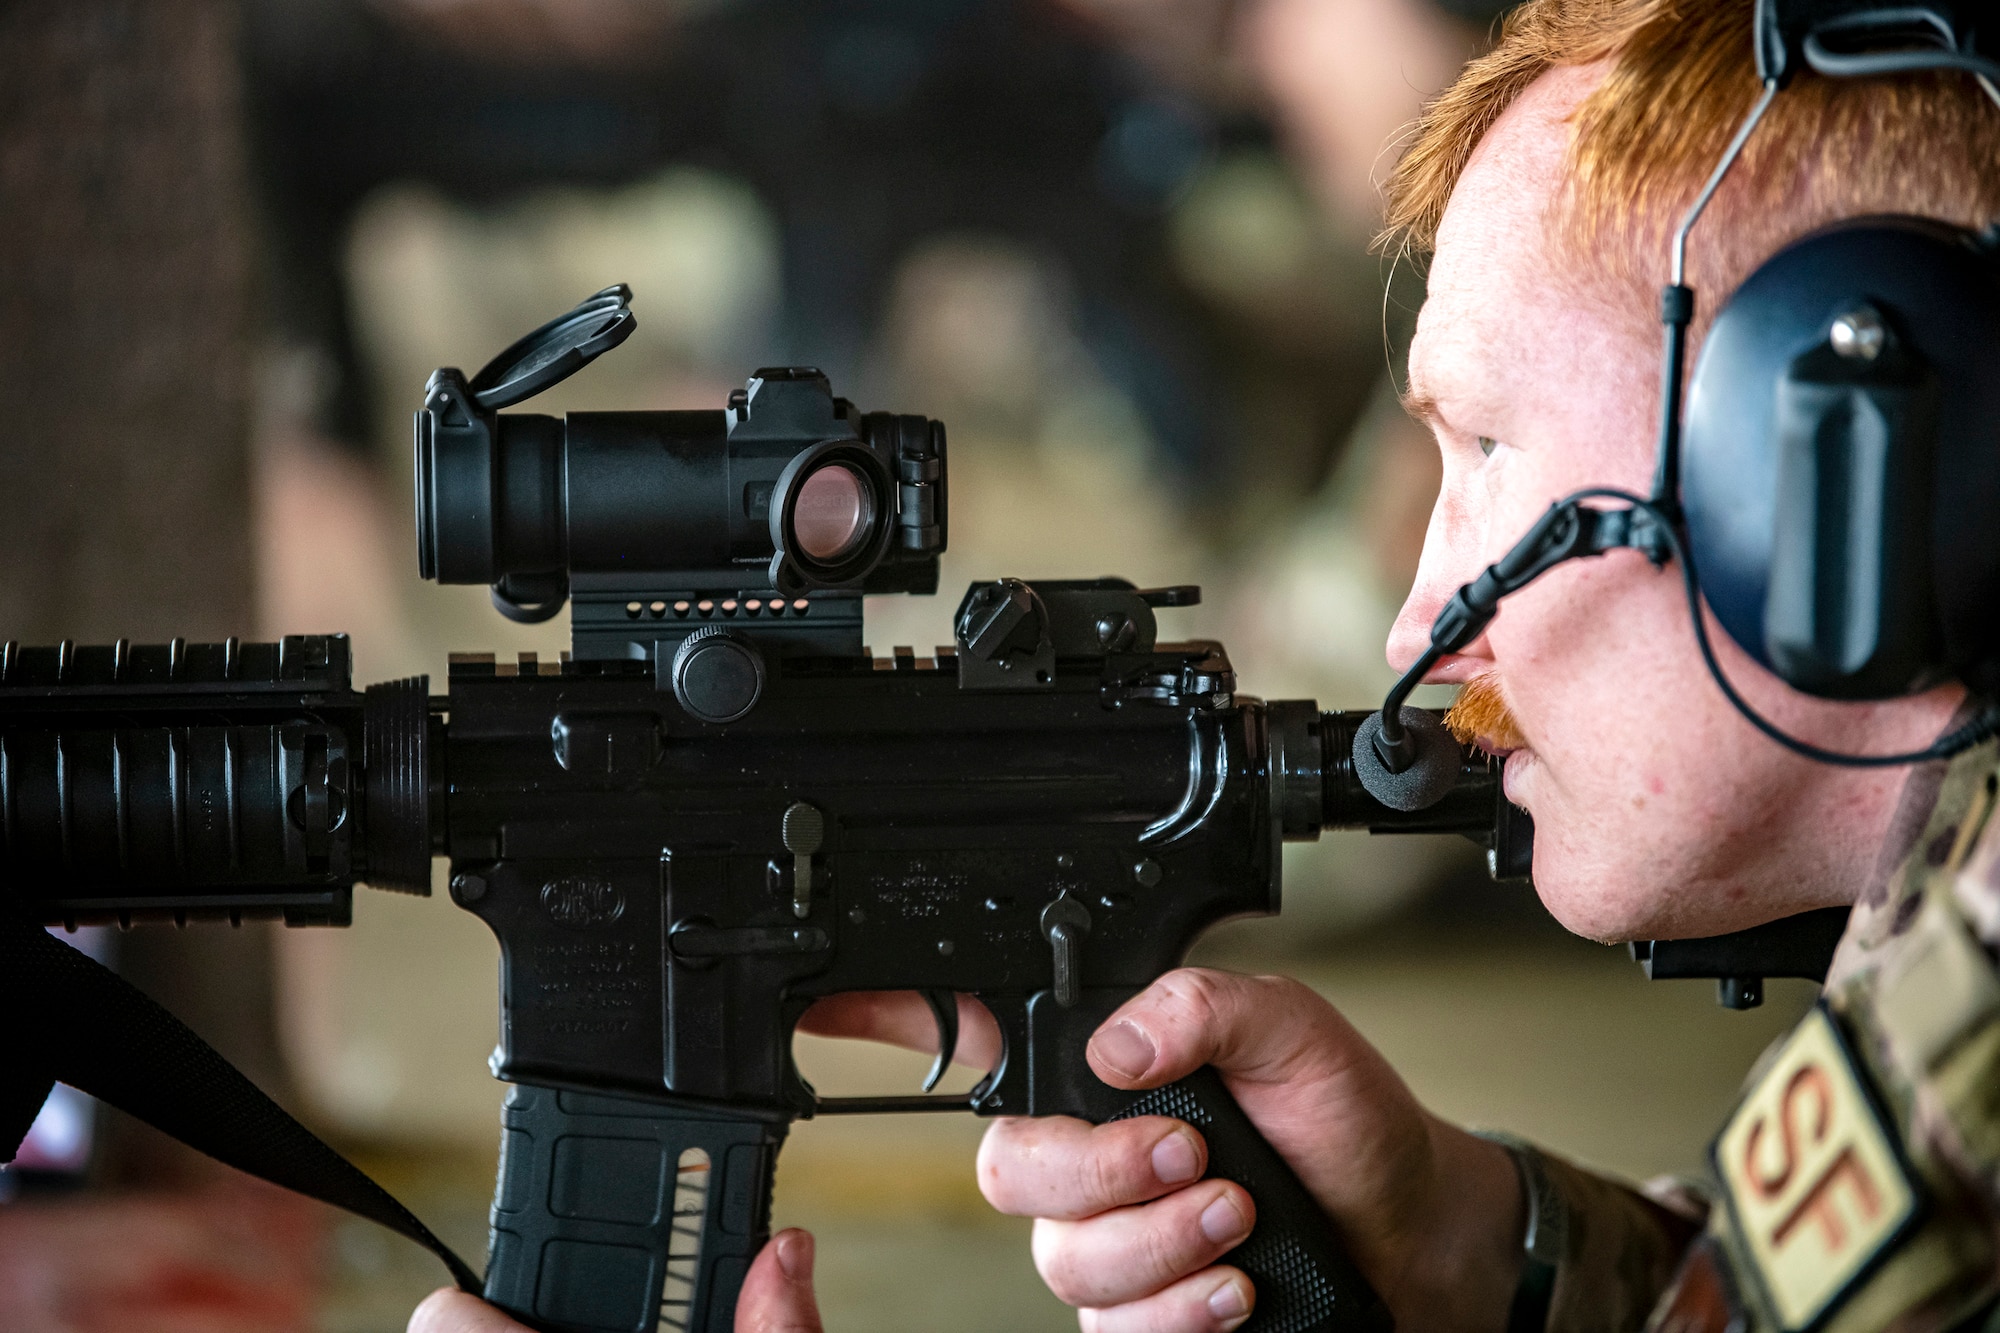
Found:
[0,0,255,640]
[0,0,289,1179]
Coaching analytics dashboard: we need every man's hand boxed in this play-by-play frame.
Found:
[806,969,1528,1331]
[406,1228,823,1333]
[412,967,1528,1333]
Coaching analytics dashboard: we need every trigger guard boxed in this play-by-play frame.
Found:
[922,989,959,1094]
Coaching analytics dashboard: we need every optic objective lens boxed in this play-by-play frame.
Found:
[791,464,873,562]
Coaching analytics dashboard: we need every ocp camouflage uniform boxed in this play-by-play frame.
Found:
[1520,738,2000,1332]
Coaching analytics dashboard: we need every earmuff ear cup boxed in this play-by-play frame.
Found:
[1682,217,2000,700]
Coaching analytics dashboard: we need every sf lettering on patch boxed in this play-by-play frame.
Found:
[1713,1006,1919,1330]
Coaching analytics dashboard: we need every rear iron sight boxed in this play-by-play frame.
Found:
[415,285,947,663]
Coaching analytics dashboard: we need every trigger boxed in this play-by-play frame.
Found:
[922,989,959,1094]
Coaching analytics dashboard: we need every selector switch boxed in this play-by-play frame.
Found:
[670,628,765,724]
[782,802,824,919]
[1040,894,1092,1007]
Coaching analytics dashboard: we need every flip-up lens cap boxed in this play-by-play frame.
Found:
[466,284,636,411]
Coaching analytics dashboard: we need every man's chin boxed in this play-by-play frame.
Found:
[1498,749,1696,942]
[1533,889,1658,946]
[1528,850,1683,945]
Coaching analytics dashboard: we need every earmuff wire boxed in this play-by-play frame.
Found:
[1651,79,1782,512]
[1669,79,1782,290]
[1642,495,2000,768]
[1376,483,1999,777]
[1802,36,2000,87]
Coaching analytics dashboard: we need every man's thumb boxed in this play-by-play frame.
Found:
[406,1288,534,1332]
[734,1229,824,1333]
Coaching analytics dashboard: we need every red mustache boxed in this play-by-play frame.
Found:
[1444,674,1527,755]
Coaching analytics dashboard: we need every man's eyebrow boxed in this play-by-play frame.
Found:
[1399,388,1441,428]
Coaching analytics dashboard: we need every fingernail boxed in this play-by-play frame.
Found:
[1200,1194,1250,1245]
[1207,1277,1251,1327]
[1152,1128,1201,1184]
[1090,1021,1156,1080]
[776,1229,814,1282]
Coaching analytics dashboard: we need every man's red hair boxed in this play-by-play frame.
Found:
[1383,0,2000,310]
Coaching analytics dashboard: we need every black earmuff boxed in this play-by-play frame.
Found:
[1682,218,2000,702]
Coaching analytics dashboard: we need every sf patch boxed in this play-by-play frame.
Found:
[1712,1004,1921,1330]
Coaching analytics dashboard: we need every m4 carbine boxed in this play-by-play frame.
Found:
[0,289,1530,1333]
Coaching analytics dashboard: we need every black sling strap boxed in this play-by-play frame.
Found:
[0,916,481,1294]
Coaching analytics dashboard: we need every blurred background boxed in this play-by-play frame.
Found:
[0,1,1811,1329]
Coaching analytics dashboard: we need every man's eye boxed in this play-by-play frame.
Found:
[1476,436,1499,457]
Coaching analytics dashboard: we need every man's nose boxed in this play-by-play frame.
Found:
[1386,511,1493,678]
[1386,592,1442,675]
[1392,600,1440,668]
[1388,575,1498,681]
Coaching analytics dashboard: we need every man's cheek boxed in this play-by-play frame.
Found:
[1430,456,1493,569]
[1488,567,1663,790]
[1486,565,1616,729]
[1480,448,1569,556]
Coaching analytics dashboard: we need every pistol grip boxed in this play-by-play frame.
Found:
[1110,1067,1394,1333]
[484,1083,788,1333]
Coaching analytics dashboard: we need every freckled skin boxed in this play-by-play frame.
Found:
[1389,64,1964,943]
